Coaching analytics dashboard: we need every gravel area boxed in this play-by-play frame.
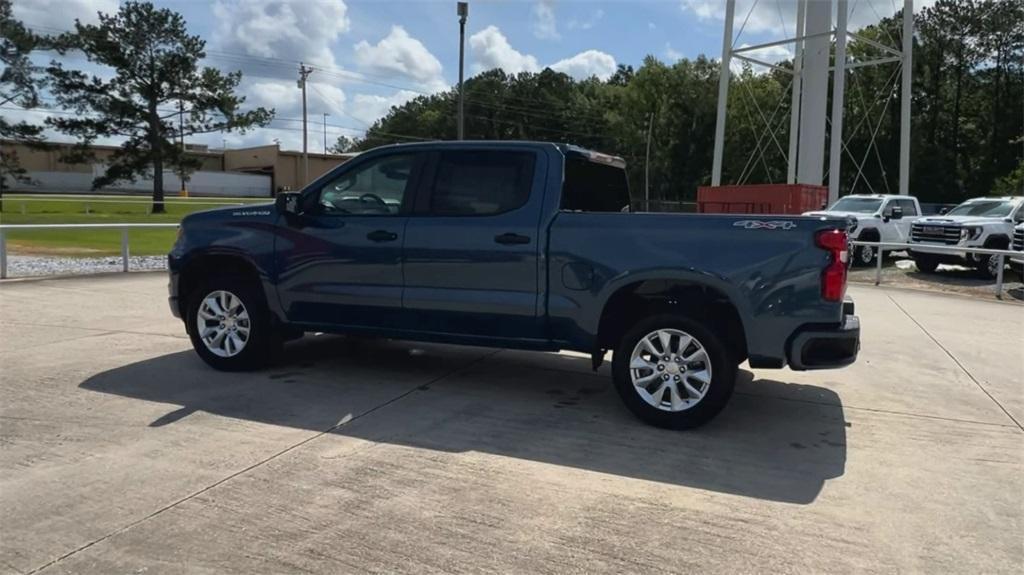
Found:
[3,255,167,278]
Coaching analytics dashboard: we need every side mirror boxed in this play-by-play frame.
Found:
[890,206,903,220]
[275,191,301,216]
[939,207,949,215]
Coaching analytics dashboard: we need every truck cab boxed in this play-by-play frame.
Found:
[908,196,1024,278]
[804,194,922,266]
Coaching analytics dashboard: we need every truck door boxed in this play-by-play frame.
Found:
[402,148,547,341]
[275,151,425,328]
[892,198,918,242]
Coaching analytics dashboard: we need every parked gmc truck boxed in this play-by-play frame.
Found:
[169,142,860,429]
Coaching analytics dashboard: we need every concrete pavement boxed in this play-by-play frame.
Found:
[1,273,1021,574]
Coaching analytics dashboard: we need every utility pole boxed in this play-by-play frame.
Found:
[457,2,468,140]
[178,99,187,197]
[298,63,313,185]
[644,111,654,209]
[323,113,329,154]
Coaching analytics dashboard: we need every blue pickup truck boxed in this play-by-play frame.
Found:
[169,141,859,429]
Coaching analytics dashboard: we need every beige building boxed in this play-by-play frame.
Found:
[221,144,358,191]
[2,140,357,194]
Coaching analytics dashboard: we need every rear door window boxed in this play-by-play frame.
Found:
[561,157,631,212]
[427,151,536,216]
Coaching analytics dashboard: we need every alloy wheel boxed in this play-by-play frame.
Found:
[197,290,251,358]
[628,328,712,412]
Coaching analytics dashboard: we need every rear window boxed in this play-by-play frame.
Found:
[561,157,631,212]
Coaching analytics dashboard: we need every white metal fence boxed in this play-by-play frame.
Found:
[0,223,179,279]
[850,240,1023,299]
[1,227,1021,300]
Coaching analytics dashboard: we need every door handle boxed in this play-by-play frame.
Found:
[494,232,531,245]
[367,230,398,242]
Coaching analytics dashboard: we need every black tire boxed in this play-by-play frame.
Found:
[853,243,877,267]
[974,253,1003,280]
[185,274,280,371]
[913,255,939,274]
[611,313,737,430]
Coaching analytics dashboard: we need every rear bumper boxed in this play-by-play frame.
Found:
[787,300,860,371]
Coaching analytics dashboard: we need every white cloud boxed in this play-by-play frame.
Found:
[681,0,932,42]
[353,26,445,92]
[532,1,560,40]
[470,26,540,75]
[470,26,616,81]
[212,0,350,68]
[348,90,420,126]
[568,9,605,30]
[648,22,657,31]
[11,0,118,31]
[550,50,617,81]
[665,43,684,62]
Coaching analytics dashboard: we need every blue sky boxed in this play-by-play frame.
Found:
[10,0,916,151]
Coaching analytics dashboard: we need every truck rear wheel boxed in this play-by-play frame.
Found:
[611,314,737,429]
[854,244,877,267]
[185,275,279,371]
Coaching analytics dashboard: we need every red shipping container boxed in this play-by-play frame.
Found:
[696,184,828,215]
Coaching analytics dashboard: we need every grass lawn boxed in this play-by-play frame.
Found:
[0,194,270,256]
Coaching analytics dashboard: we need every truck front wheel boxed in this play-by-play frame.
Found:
[975,254,1004,280]
[611,314,737,429]
[913,255,940,274]
[185,275,280,371]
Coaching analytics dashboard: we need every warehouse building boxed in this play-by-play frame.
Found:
[1,140,357,197]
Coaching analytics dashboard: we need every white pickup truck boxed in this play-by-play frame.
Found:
[804,194,922,266]
[908,196,1024,279]
[1010,222,1024,280]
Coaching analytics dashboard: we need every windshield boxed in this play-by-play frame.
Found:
[828,197,883,213]
[946,200,1016,217]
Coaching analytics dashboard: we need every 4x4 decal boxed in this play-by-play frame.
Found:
[732,220,798,231]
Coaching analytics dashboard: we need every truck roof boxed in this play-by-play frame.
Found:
[961,196,1023,201]
[841,194,918,200]
[364,140,627,168]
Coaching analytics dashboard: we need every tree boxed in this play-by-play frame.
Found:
[329,134,358,154]
[354,1,1021,204]
[0,0,50,208]
[47,1,272,212]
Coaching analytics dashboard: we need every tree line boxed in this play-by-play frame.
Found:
[351,0,1022,204]
[3,0,1022,212]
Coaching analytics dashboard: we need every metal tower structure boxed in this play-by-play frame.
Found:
[710,0,914,205]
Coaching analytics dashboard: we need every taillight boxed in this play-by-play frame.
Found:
[816,229,848,302]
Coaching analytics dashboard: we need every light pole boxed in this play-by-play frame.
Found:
[323,113,329,154]
[457,2,468,140]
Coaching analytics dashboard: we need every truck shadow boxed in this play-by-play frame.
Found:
[80,335,847,505]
